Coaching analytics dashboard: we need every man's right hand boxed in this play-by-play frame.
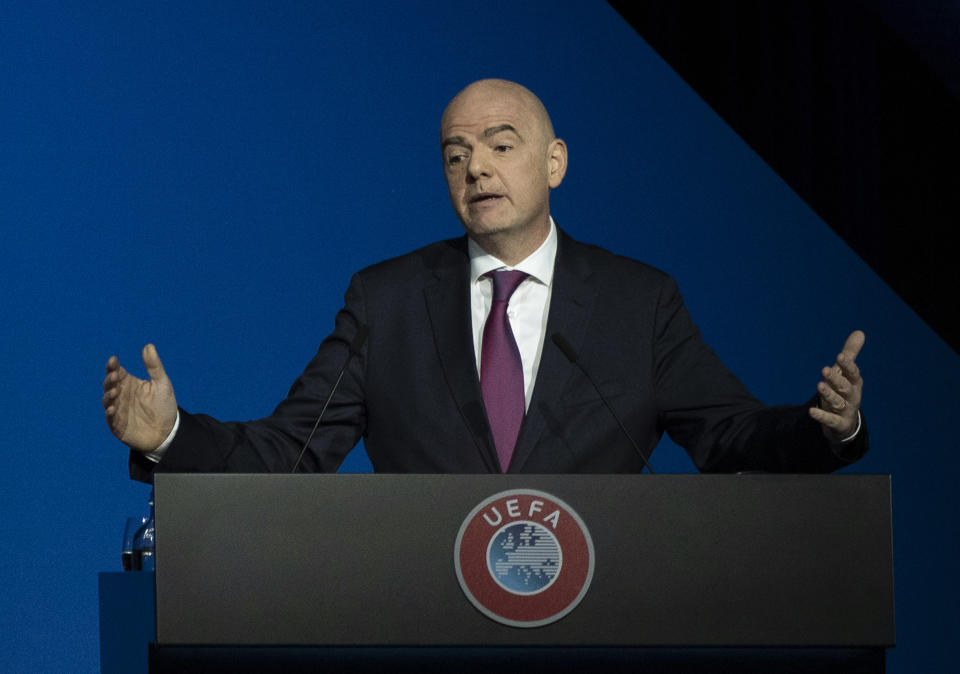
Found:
[103,344,178,452]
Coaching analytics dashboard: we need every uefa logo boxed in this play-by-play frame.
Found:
[454,489,595,627]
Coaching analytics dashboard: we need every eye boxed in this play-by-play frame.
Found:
[446,152,467,166]
[494,144,512,153]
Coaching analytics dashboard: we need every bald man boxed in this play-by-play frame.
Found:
[105,79,866,477]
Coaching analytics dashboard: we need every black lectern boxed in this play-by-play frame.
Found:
[151,474,893,672]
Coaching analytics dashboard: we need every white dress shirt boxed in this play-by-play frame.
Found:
[468,219,557,410]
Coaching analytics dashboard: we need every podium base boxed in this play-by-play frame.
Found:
[149,644,885,673]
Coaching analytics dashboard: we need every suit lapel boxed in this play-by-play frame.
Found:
[421,231,598,474]
[510,231,598,472]
[423,240,500,472]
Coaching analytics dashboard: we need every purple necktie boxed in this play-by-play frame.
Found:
[481,270,528,472]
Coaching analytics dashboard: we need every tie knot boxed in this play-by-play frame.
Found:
[489,270,528,303]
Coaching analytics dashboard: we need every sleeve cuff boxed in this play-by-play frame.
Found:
[836,410,862,445]
[143,411,180,464]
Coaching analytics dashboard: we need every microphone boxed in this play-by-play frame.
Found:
[291,324,370,473]
[551,333,656,474]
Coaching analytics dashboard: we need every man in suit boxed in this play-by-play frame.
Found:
[104,79,866,478]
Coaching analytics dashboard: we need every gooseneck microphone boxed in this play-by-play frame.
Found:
[291,324,369,473]
[551,333,656,474]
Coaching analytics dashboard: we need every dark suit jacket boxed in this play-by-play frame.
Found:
[132,229,865,480]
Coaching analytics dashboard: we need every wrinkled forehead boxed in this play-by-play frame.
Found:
[440,83,550,142]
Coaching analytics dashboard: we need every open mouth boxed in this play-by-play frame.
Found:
[470,193,503,204]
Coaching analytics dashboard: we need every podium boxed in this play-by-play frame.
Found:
[150,474,893,672]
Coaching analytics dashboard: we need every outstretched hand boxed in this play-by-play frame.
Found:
[102,344,178,452]
[808,330,865,441]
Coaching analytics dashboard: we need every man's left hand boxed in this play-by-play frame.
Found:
[809,330,865,441]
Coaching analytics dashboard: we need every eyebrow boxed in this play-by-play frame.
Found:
[483,124,523,140]
[441,124,524,150]
[441,135,469,150]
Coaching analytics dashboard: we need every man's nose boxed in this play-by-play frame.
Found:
[467,149,492,180]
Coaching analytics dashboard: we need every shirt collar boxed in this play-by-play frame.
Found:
[468,218,558,287]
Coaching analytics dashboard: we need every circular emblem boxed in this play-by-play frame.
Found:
[454,489,594,628]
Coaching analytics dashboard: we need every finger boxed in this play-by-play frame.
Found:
[821,365,852,396]
[839,330,865,362]
[103,357,122,391]
[104,406,123,434]
[817,381,847,411]
[836,351,861,384]
[141,344,168,383]
[808,406,852,433]
[102,381,122,403]
[102,365,127,392]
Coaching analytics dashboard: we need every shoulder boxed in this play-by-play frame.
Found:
[557,228,677,291]
[351,236,468,286]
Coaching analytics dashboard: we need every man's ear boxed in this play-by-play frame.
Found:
[546,138,568,188]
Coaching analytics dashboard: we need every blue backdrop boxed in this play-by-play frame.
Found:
[1,2,956,671]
